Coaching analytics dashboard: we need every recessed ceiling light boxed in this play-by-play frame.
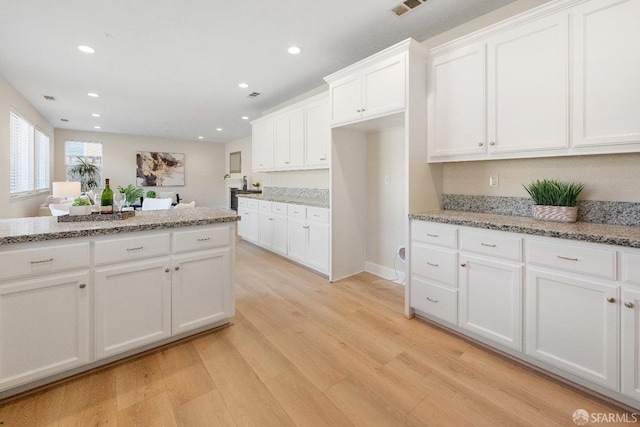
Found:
[87,92,99,98]
[94,125,101,129]
[198,136,204,140]
[287,46,301,55]
[242,116,249,120]
[91,113,101,117]
[216,128,222,131]
[78,45,95,54]
[238,83,249,88]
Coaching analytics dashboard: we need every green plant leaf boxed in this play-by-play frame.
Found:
[523,179,584,207]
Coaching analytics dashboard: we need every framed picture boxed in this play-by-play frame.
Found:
[229,151,241,173]
[136,152,185,187]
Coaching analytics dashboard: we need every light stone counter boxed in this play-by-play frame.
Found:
[0,207,239,245]
[410,210,640,249]
[237,193,330,209]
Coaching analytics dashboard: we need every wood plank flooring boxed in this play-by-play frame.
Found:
[0,239,631,426]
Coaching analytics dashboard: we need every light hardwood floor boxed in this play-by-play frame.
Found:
[0,239,631,426]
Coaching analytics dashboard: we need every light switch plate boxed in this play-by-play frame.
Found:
[489,175,499,187]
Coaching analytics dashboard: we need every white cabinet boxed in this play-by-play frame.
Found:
[172,248,232,335]
[328,53,406,127]
[459,254,523,351]
[305,94,330,167]
[252,119,274,171]
[0,272,90,391]
[259,204,288,256]
[428,12,569,161]
[572,0,640,150]
[526,267,619,389]
[238,198,259,243]
[95,258,172,360]
[274,108,304,169]
[287,206,330,275]
[622,287,640,400]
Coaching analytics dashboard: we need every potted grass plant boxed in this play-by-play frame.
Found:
[523,179,585,223]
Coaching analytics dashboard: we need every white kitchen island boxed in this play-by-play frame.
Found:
[0,208,238,399]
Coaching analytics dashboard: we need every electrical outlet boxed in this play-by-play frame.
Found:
[489,175,499,187]
[298,177,303,184]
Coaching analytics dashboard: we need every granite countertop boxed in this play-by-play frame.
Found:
[0,207,239,245]
[237,193,330,209]
[410,210,640,249]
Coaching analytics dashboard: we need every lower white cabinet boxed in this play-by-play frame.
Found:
[287,216,329,275]
[238,205,259,243]
[259,211,288,256]
[172,248,232,335]
[622,287,640,400]
[95,258,172,360]
[0,272,90,390]
[525,267,619,389]
[459,254,523,351]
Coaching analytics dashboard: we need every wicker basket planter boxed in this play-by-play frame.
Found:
[532,205,578,223]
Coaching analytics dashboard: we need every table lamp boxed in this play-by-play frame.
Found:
[52,181,81,202]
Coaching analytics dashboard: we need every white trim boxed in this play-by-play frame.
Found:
[365,261,406,285]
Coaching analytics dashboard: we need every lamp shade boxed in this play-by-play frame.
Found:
[52,181,81,198]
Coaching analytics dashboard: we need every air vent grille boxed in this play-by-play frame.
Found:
[41,94,56,101]
[392,0,428,16]
[247,92,261,98]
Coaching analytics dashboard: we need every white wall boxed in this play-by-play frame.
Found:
[0,74,55,219]
[55,129,227,208]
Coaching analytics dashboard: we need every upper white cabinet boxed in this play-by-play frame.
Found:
[328,54,406,126]
[429,12,569,161]
[428,0,640,163]
[251,93,330,172]
[572,0,640,151]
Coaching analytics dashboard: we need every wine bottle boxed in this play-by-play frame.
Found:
[101,178,114,214]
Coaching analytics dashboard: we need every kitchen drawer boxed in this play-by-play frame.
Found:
[411,244,457,287]
[622,251,640,285]
[411,221,457,249]
[527,238,616,280]
[95,233,170,265]
[307,207,329,224]
[272,202,288,216]
[247,199,260,210]
[259,201,272,212]
[237,198,248,208]
[0,242,90,280]
[173,226,230,254]
[288,205,307,219]
[459,229,522,261]
[411,277,457,324]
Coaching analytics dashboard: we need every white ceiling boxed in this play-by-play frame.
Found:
[0,0,516,144]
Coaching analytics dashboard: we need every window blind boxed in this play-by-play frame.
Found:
[35,128,50,191]
[9,111,34,194]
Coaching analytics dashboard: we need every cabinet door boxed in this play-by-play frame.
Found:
[305,95,330,167]
[252,119,274,170]
[459,254,522,350]
[289,109,305,167]
[0,272,89,391]
[428,43,487,159]
[259,212,274,248]
[274,114,291,168]
[95,259,172,360]
[272,214,288,256]
[525,267,618,389]
[287,217,308,264]
[622,287,640,399]
[362,53,406,120]
[247,208,260,243]
[572,0,640,148]
[329,74,362,126]
[307,221,329,274]
[487,13,569,154]
[172,248,232,335]
[237,207,250,238]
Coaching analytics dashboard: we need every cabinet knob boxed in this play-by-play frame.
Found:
[356,109,361,113]
[625,302,634,308]
[460,263,467,267]
[79,284,86,289]
[165,268,170,273]
[175,266,180,271]
[478,142,484,147]
[489,141,495,146]
[607,297,616,303]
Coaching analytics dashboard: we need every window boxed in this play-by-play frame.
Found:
[65,140,103,183]
[9,110,50,195]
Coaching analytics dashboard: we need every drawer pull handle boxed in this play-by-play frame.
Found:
[127,246,143,251]
[197,237,211,242]
[481,243,496,248]
[30,258,53,264]
[557,255,578,261]
[269,218,274,221]
[426,297,439,303]
[427,262,439,267]
[607,297,616,303]
[165,268,170,273]
[319,157,327,161]
[302,225,310,229]
[426,233,439,238]
[460,263,467,267]
[79,284,86,289]
[625,302,634,309]
[175,266,180,271]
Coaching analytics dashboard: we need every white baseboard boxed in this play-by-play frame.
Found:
[365,261,406,285]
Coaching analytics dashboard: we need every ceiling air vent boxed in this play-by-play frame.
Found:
[247,92,261,98]
[392,0,428,16]
[41,94,57,101]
